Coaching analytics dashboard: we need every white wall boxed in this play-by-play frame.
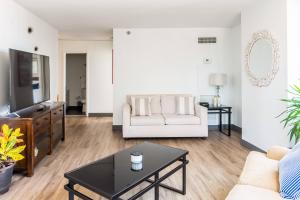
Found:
[287,0,300,90]
[58,40,113,114]
[66,54,86,106]
[227,25,242,127]
[0,0,58,115]
[241,0,289,151]
[113,28,241,125]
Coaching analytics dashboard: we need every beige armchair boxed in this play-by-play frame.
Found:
[226,146,290,200]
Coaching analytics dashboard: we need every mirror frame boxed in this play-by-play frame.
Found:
[245,30,280,87]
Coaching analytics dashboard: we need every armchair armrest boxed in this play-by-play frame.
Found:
[267,146,290,160]
[123,103,131,127]
[195,104,208,125]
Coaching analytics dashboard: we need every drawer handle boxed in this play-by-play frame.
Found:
[59,109,63,112]
[53,112,57,115]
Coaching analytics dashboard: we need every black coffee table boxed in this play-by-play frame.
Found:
[64,142,189,200]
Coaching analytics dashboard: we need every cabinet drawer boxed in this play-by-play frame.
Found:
[51,106,64,122]
[34,113,51,132]
[34,131,50,165]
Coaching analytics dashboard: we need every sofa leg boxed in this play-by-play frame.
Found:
[200,137,207,140]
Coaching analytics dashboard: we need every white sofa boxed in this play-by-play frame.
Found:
[122,94,208,138]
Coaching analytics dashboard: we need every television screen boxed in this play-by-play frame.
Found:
[9,49,50,112]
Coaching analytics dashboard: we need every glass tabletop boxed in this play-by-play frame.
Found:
[64,142,188,199]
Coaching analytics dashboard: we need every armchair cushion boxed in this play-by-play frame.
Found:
[226,185,282,200]
[163,114,200,125]
[239,151,280,192]
[267,146,290,161]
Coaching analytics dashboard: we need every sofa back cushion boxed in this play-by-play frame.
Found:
[127,95,161,114]
[279,143,300,199]
[176,96,195,115]
[131,96,152,116]
[161,94,193,114]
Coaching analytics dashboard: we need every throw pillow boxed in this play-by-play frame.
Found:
[176,96,194,115]
[131,97,152,116]
[279,144,300,200]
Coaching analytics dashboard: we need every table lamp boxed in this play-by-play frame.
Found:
[209,73,227,107]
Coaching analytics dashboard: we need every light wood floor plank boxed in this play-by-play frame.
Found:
[1,117,249,200]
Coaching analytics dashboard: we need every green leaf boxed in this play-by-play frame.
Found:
[7,145,26,154]
[279,83,300,143]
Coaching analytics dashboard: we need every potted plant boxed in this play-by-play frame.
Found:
[279,84,300,144]
[0,124,26,194]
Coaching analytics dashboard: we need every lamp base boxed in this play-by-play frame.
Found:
[213,96,221,107]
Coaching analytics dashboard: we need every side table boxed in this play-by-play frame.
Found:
[206,105,232,136]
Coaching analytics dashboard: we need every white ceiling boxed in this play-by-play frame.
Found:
[15,0,257,39]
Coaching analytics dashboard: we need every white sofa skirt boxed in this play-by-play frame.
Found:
[123,124,208,138]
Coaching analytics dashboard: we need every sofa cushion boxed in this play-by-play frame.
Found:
[225,185,282,200]
[161,94,193,114]
[163,114,200,125]
[176,96,195,115]
[128,95,161,114]
[131,114,165,126]
[279,143,300,199]
[131,97,152,116]
[239,151,280,192]
[161,95,176,114]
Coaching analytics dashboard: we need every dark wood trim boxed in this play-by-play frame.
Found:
[112,125,122,131]
[208,124,242,133]
[240,139,265,153]
[232,124,242,133]
[88,113,113,117]
[208,125,221,131]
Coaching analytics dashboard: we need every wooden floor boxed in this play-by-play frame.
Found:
[2,117,249,200]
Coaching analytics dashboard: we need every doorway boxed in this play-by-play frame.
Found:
[65,53,87,115]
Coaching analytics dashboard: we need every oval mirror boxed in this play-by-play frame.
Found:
[245,31,280,87]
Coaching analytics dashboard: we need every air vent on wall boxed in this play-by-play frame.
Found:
[198,37,217,44]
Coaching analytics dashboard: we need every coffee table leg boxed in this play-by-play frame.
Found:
[68,181,75,200]
[182,155,186,195]
[155,173,159,200]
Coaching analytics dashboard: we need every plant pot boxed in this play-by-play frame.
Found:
[0,163,15,194]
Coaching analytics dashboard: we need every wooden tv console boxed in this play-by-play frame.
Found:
[0,102,65,177]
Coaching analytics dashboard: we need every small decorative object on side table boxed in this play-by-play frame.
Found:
[206,105,232,136]
[209,73,227,107]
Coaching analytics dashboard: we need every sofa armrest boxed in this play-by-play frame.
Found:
[195,104,208,125]
[267,146,290,161]
[123,103,131,127]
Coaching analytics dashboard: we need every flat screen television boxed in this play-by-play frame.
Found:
[9,49,50,112]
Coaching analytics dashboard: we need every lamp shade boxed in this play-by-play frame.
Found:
[209,73,227,86]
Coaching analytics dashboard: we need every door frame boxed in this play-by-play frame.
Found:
[63,52,88,116]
